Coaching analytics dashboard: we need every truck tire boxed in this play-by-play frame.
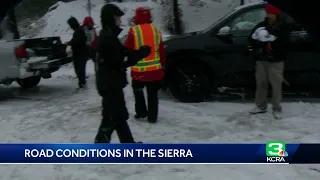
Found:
[16,76,41,89]
[169,61,212,103]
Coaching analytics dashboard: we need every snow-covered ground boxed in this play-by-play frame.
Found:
[1,0,320,179]
[1,61,320,179]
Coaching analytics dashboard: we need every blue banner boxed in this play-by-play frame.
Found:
[0,143,318,164]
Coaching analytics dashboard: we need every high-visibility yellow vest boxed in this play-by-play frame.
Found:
[130,24,162,72]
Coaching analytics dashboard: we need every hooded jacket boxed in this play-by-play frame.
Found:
[82,16,98,49]
[125,8,166,82]
[67,17,88,57]
[96,4,151,95]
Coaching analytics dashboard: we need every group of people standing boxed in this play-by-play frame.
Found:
[66,2,291,143]
[67,4,165,143]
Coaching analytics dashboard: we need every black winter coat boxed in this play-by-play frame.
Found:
[67,17,88,58]
[96,27,127,95]
[95,27,150,96]
[249,17,291,62]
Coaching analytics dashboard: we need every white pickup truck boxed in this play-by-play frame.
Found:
[0,36,72,88]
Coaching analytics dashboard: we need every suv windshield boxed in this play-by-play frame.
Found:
[201,8,239,33]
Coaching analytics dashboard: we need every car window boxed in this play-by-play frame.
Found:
[227,8,266,32]
[281,12,305,32]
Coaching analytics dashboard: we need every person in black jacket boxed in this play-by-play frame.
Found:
[248,4,291,118]
[67,17,88,89]
[94,4,151,143]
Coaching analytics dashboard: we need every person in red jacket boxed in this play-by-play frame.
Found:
[124,7,166,123]
[82,16,98,62]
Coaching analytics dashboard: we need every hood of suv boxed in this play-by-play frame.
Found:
[164,31,199,42]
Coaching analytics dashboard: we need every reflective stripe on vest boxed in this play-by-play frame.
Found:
[131,24,162,72]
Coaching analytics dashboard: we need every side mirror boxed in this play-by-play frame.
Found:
[217,26,231,36]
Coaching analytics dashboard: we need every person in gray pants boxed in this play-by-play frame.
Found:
[248,4,291,117]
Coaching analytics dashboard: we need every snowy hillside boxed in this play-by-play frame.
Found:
[34,0,264,41]
[36,0,164,42]
[0,0,320,179]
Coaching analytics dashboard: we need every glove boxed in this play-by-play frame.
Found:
[123,45,151,68]
[138,45,151,59]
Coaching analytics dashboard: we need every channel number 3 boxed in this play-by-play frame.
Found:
[267,142,284,156]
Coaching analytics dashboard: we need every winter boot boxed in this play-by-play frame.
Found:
[148,118,157,124]
[134,114,147,120]
[272,107,282,119]
[94,129,112,143]
[249,106,267,115]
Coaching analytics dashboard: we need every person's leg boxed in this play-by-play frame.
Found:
[132,80,147,118]
[78,57,87,87]
[113,89,135,143]
[94,96,115,143]
[250,61,269,114]
[73,59,81,88]
[91,48,96,62]
[146,80,160,123]
[268,61,284,112]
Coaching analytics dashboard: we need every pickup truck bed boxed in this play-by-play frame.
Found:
[0,36,73,88]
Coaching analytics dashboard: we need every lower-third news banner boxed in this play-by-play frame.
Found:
[0,142,318,164]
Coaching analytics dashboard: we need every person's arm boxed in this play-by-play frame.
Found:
[270,23,291,52]
[123,45,151,68]
[158,36,166,68]
[124,28,134,50]
[159,43,166,68]
[70,28,86,47]
[248,20,265,48]
[123,28,138,67]
[122,28,151,68]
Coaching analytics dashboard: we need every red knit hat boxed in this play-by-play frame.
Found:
[83,16,94,26]
[134,7,152,25]
[265,4,280,15]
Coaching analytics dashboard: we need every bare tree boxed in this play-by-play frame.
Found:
[87,0,92,17]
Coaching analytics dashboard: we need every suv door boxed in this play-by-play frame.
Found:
[209,7,266,86]
[284,18,320,88]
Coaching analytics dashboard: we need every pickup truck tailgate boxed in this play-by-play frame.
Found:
[28,56,73,70]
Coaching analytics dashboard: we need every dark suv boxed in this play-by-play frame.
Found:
[163,2,320,102]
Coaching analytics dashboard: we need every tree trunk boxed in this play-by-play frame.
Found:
[7,8,20,39]
[87,0,92,17]
[173,0,182,34]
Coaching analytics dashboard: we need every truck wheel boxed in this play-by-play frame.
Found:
[169,62,212,103]
[17,76,41,89]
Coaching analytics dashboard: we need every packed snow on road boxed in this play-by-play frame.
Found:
[0,0,319,179]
